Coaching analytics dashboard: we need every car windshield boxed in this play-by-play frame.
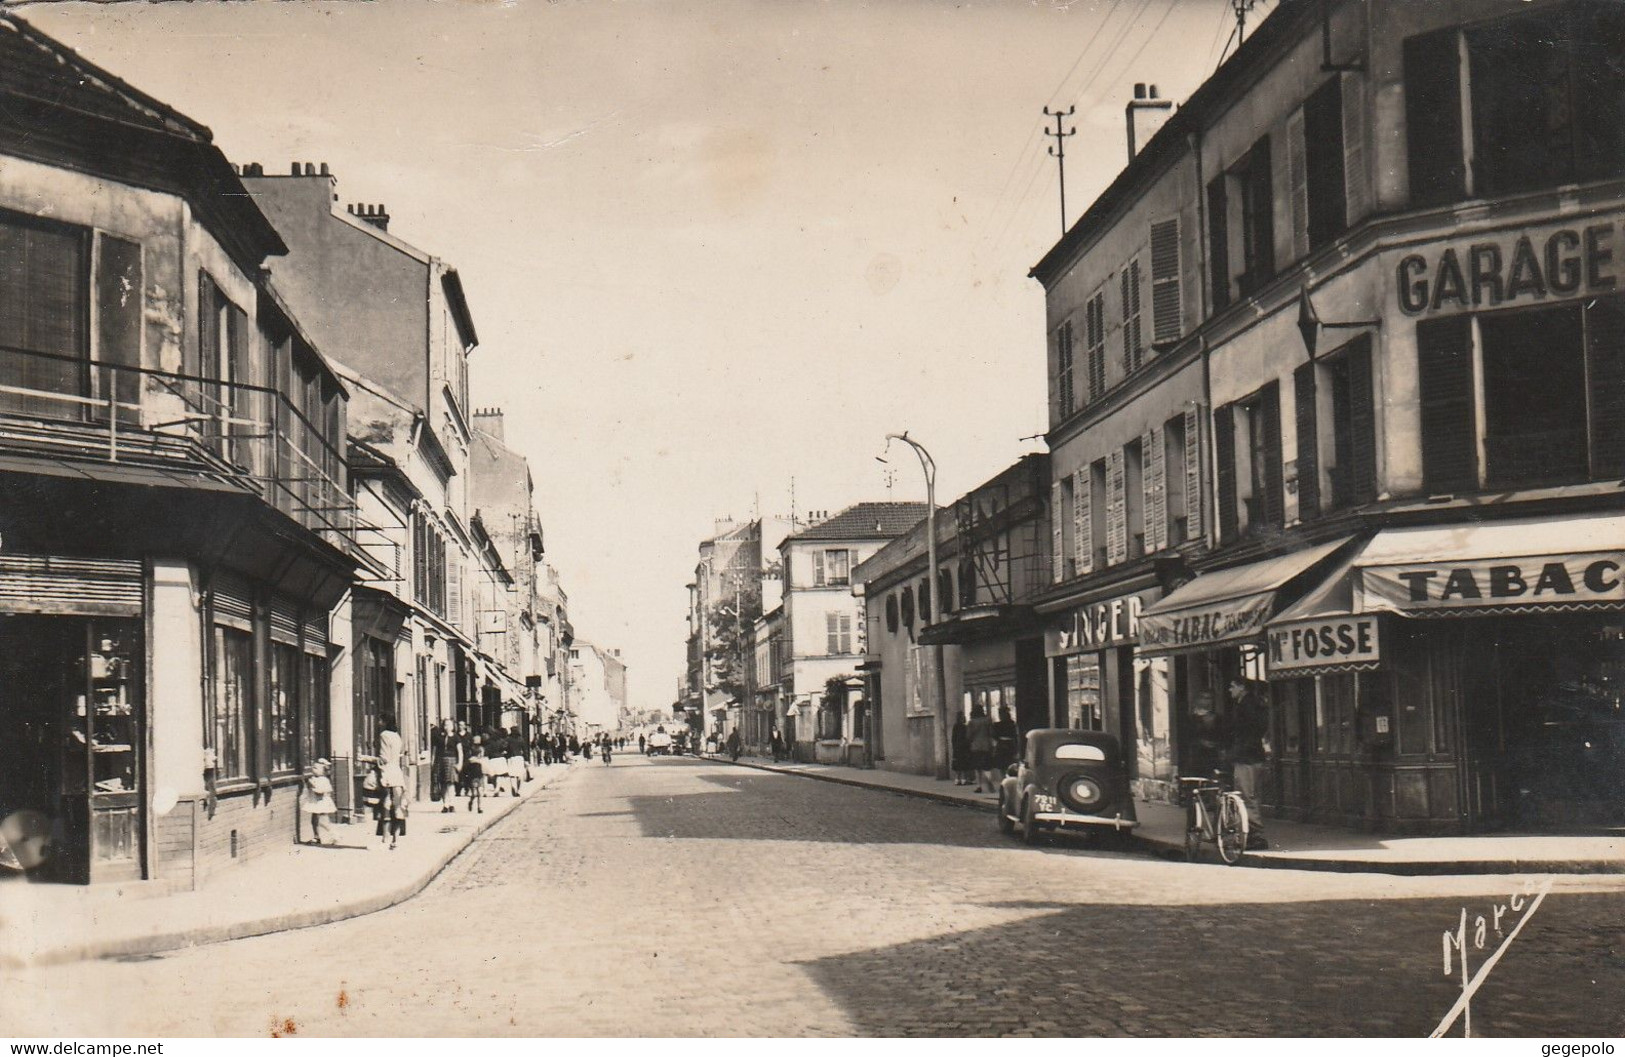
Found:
[1053,743,1107,762]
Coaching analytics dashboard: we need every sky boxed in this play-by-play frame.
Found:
[24,0,1253,713]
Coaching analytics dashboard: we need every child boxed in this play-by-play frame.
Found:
[361,763,387,845]
[464,735,486,814]
[302,758,337,846]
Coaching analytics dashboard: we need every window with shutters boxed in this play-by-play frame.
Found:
[826,611,853,655]
[1303,77,1348,251]
[1106,449,1128,566]
[1150,218,1181,345]
[1143,425,1167,555]
[1059,473,1077,579]
[1417,316,1477,493]
[918,578,932,622]
[1404,4,1625,207]
[1054,320,1076,419]
[1050,480,1065,583]
[1234,137,1276,299]
[210,625,254,783]
[1121,258,1144,373]
[1207,175,1231,314]
[1085,291,1107,402]
[1124,438,1145,560]
[1089,459,1108,571]
[1481,305,1587,488]
[448,556,464,626]
[1163,414,1189,546]
[0,210,87,420]
[1325,337,1377,509]
[1233,383,1283,536]
[1072,467,1092,577]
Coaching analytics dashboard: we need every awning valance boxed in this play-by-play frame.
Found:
[1264,552,1382,679]
[1139,537,1354,656]
[1356,512,1625,616]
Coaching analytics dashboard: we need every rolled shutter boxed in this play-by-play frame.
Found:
[211,570,254,630]
[270,595,300,646]
[1341,72,1371,226]
[1207,175,1230,313]
[1050,481,1065,583]
[1346,336,1378,504]
[1261,382,1284,529]
[1587,295,1625,478]
[1073,468,1092,575]
[1144,426,1167,553]
[1215,404,1238,543]
[1107,448,1128,566]
[1404,28,1465,206]
[0,556,142,617]
[303,608,330,657]
[1287,109,1310,263]
[1294,363,1320,520]
[1184,407,1203,543]
[1150,218,1181,345]
[1417,316,1477,493]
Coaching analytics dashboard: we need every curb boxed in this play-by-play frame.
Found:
[719,756,1625,877]
[8,763,577,970]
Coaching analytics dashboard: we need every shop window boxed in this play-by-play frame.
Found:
[1316,673,1358,756]
[1405,4,1625,206]
[268,642,300,776]
[1061,654,1103,731]
[356,636,394,762]
[211,626,254,783]
[302,653,330,767]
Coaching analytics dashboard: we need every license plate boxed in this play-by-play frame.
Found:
[1033,794,1058,812]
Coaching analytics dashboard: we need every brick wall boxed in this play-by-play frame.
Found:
[190,783,301,884]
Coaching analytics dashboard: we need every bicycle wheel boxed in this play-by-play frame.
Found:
[1184,799,1203,863]
[1217,794,1249,865]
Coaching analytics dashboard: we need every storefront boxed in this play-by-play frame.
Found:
[1043,585,1172,798]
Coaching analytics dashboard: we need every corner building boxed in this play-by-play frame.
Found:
[1036,0,1625,833]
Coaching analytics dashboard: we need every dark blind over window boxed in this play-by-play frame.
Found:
[1343,337,1378,505]
[1257,382,1284,529]
[1294,363,1320,520]
[1303,77,1348,250]
[1214,403,1237,542]
[1207,175,1230,313]
[1404,28,1465,207]
[1587,294,1625,478]
[1416,316,1477,493]
[1238,138,1276,298]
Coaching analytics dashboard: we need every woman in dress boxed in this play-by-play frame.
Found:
[435,719,462,813]
[505,727,527,795]
[463,734,487,813]
[376,713,407,848]
[993,704,1020,777]
[482,726,508,796]
[950,713,972,786]
[966,702,997,795]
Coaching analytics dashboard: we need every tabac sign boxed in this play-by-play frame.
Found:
[1363,554,1625,612]
[1395,216,1622,316]
[1049,590,1157,656]
[1267,616,1381,677]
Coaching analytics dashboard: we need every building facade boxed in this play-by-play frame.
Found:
[1036,0,1625,832]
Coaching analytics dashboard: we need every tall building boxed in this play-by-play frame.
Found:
[680,519,762,740]
[1034,0,1625,833]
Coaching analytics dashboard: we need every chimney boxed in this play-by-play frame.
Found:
[472,406,505,441]
[346,202,391,232]
[1125,82,1174,162]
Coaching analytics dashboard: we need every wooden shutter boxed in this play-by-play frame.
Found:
[1106,448,1128,566]
[1294,363,1320,520]
[95,234,142,421]
[1404,28,1465,206]
[1261,382,1284,529]
[1345,336,1378,504]
[1586,295,1625,478]
[1050,481,1065,583]
[1214,403,1238,543]
[1183,407,1202,543]
[1207,175,1230,313]
[1287,109,1310,263]
[1118,258,1143,372]
[1417,316,1477,493]
[448,557,463,626]
[1150,218,1181,344]
[1073,467,1092,575]
[1341,72,1371,226]
[813,550,825,586]
[196,272,216,381]
[1144,426,1167,553]
[1304,79,1347,251]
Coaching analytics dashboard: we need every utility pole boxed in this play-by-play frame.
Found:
[1043,105,1077,235]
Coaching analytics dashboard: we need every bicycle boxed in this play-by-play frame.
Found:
[1178,773,1249,865]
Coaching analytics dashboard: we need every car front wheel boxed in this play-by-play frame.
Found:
[1021,795,1041,845]
[997,793,1015,835]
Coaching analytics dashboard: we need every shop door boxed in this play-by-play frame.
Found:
[0,616,143,884]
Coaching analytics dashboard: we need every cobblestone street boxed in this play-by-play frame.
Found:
[5,755,1623,1037]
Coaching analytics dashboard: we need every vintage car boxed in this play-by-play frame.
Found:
[999,729,1138,844]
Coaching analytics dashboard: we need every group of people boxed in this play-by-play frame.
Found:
[951,703,1019,794]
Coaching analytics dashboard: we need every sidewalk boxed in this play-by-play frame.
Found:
[724,754,1625,875]
[0,760,576,969]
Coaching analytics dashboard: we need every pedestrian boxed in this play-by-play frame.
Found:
[638,733,646,755]
[726,728,742,762]
[993,704,1019,776]
[377,713,407,848]
[600,734,613,766]
[569,734,581,758]
[769,728,784,763]
[967,702,997,794]
[361,762,387,843]
[583,738,594,761]
[506,727,528,793]
[302,758,337,846]
[1225,677,1271,849]
[434,718,462,814]
[454,721,473,797]
[464,734,487,814]
[483,728,508,795]
[950,713,971,786]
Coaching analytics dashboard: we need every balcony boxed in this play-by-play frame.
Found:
[0,345,357,552]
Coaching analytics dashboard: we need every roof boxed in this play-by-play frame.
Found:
[786,502,930,544]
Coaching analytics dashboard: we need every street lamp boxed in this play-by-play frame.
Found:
[880,432,950,780]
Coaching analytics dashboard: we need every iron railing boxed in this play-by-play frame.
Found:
[0,345,357,550]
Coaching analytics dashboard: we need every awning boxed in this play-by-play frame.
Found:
[1138,537,1354,656]
[1355,512,1625,616]
[1263,552,1383,680]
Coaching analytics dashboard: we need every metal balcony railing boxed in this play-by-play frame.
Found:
[0,345,358,551]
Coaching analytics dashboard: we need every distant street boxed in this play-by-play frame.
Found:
[7,756,1623,1037]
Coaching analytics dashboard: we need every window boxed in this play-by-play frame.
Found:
[918,577,932,622]
[938,567,954,615]
[826,611,853,655]
[1085,291,1106,401]
[268,642,300,776]
[302,653,330,769]
[413,513,448,617]
[1417,296,1625,492]
[1124,439,1145,559]
[1059,473,1077,578]
[356,636,394,762]
[1303,77,1348,251]
[1163,413,1189,545]
[211,626,254,782]
[1296,336,1377,517]
[1089,459,1107,570]
[1235,137,1275,299]
[0,212,88,422]
[1054,320,1076,419]
[1405,4,1625,206]
[812,549,851,587]
[1121,257,1144,372]
[1217,383,1283,540]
